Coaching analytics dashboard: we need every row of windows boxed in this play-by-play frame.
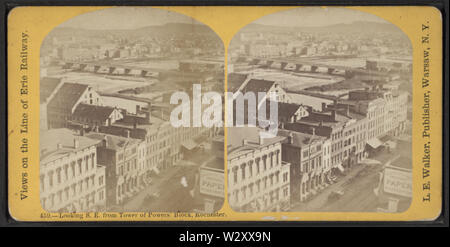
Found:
[41,175,102,209]
[41,190,102,211]
[117,176,139,197]
[230,185,286,205]
[230,150,281,183]
[41,153,96,192]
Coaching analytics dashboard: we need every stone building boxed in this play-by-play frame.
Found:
[227,127,291,212]
[40,128,106,212]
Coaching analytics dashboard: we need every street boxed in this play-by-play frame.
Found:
[291,136,412,212]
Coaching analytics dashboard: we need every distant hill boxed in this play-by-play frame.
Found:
[48,22,217,38]
[242,21,404,34]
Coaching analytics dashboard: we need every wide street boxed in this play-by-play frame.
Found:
[291,135,412,212]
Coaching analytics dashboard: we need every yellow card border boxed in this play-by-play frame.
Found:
[7,6,443,222]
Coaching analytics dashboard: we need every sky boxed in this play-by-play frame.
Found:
[59,7,389,30]
[59,7,198,30]
[253,7,389,27]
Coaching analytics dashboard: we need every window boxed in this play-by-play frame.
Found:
[303,150,308,157]
[98,176,104,186]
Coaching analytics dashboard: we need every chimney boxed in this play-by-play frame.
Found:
[74,139,79,149]
[125,129,130,138]
[321,102,326,111]
[319,120,323,127]
[288,132,294,144]
[136,105,141,114]
[331,110,336,121]
[94,125,99,133]
[280,122,285,129]
[346,105,350,116]
[57,143,63,149]
[102,136,107,147]
[80,127,85,136]
[259,135,264,145]
[311,127,315,137]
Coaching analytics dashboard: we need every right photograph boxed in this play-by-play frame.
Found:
[227,7,412,213]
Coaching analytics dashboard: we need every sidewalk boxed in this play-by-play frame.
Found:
[291,164,368,211]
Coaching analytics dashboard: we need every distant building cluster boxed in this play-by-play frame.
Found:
[231,30,411,59]
[40,26,224,65]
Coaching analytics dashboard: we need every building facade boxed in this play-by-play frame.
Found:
[40,128,106,212]
[227,127,291,212]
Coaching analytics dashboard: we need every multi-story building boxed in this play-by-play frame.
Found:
[86,132,140,206]
[40,128,106,212]
[343,88,408,145]
[46,82,102,129]
[278,129,325,202]
[227,127,291,212]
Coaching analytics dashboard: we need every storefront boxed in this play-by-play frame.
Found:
[375,156,412,212]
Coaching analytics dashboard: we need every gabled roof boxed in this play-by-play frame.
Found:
[40,77,63,103]
[47,82,89,112]
[228,73,248,92]
[73,104,117,122]
[241,79,275,94]
[276,102,305,120]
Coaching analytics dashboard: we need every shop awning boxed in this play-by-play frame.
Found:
[181,139,198,150]
[386,141,397,149]
[367,138,383,149]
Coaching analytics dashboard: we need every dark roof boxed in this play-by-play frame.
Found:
[241,79,275,94]
[48,82,89,112]
[73,103,117,122]
[228,73,248,92]
[40,77,62,103]
[276,102,303,120]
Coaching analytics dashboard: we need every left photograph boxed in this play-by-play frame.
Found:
[39,7,225,213]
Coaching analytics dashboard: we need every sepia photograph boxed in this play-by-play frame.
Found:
[39,7,225,213]
[227,7,412,213]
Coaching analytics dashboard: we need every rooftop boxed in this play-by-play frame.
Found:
[278,129,324,147]
[72,104,117,122]
[40,77,63,104]
[241,79,275,94]
[47,82,89,111]
[227,127,285,158]
[201,157,224,171]
[86,132,140,150]
[40,128,100,164]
